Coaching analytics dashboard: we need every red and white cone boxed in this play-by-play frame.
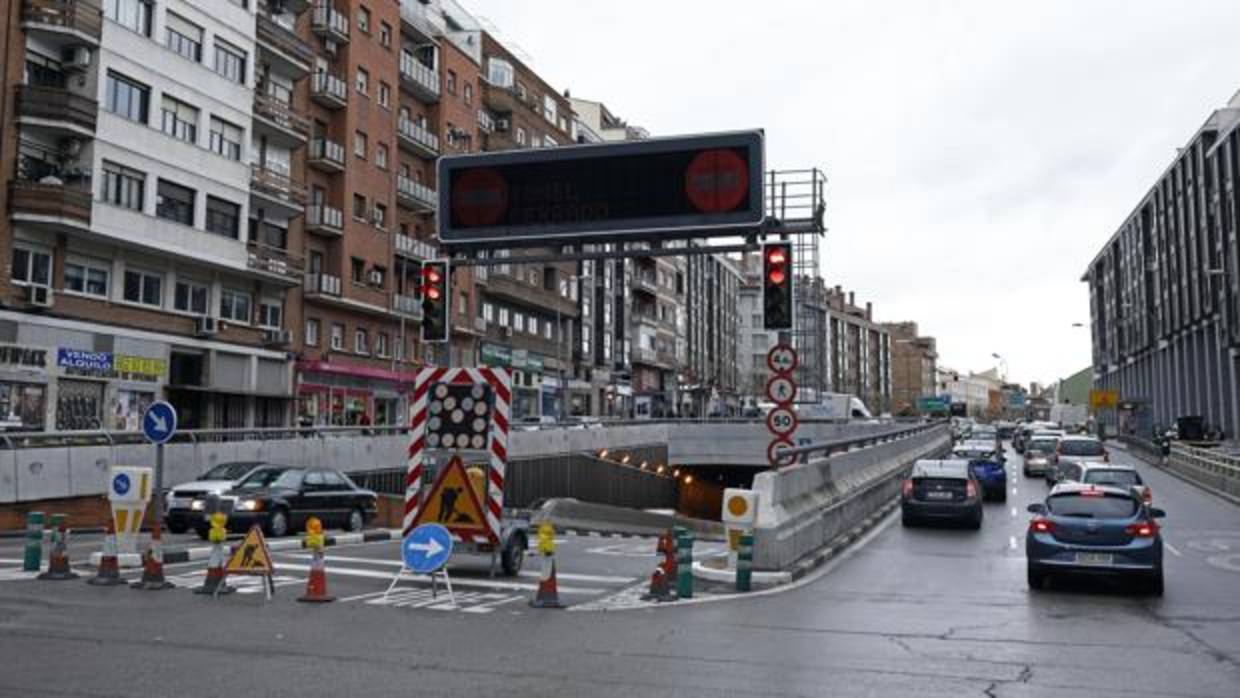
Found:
[131,527,174,591]
[297,548,335,603]
[657,530,677,579]
[193,542,234,596]
[529,553,565,609]
[87,521,123,586]
[641,563,675,602]
[38,519,79,580]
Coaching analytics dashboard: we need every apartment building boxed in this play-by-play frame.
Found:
[884,321,937,415]
[825,287,891,415]
[683,252,742,417]
[1084,90,1240,439]
[1,0,300,431]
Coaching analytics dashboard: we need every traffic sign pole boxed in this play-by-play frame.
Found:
[154,444,164,537]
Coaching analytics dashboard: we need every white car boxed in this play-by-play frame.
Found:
[1079,463,1153,505]
[164,461,268,533]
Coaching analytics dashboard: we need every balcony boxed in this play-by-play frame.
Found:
[397,117,439,159]
[16,84,97,136]
[247,241,304,285]
[477,109,495,134]
[480,80,528,116]
[252,91,310,146]
[391,293,423,320]
[485,272,578,318]
[394,233,437,260]
[310,72,347,109]
[310,3,349,44]
[305,204,344,237]
[633,312,661,330]
[256,12,313,78]
[9,180,92,229]
[632,347,668,368]
[396,176,437,213]
[304,272,342,298]
[473,266,488,284]
[399,53,440,103]
[21,0,102,46]
[307,137,345,173]
[633,272,659,296]
[399,0,443,42]
[250,165,306,214]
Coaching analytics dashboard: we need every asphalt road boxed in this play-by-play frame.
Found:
[1,443,1238,696]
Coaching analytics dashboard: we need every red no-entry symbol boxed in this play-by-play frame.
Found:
[685,149,749,213]
[452,168,508,228]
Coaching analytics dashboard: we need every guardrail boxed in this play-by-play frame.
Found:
[774,420,948,460]
[1170,443,1240,479]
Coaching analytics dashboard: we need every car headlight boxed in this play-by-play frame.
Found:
[237,499,263,512]
[190,500,205,511]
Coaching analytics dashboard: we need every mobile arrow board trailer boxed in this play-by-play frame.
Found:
[405,367,530,576]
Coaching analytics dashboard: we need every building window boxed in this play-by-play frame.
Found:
[174,278,209,315]
[12,247,51,287]
[516,127,527,145]
[371,265,386,287]
[155,179,195,225]
[351,257,365,283]
[373,202,387,229]
[354,130,367,158]
[209,117,243,160]
[513,312,525,333]
[543,94,557,124]
[101,161,144,211]
[213,39,247,84]
[64,259,109,297]
[356,67,369,96]
[376,144,388,170]
[259,301,282,329]
[160,94,198,144]
[498,307,509,327]
[463,83,472,106]
[457,292,467,317]
[528,316,538,335]
[352,194,367,219]
[376,333,389,357]
[330,323,344,351]
[446,70,457,94]
[104,0,152,36]
[544,321,554,340]
[483,302,494,322]
[104,71,149,123]
[379,21,391,47]
[354,329,369,355]
[306,318,320,346]
[220,288,252,323]
[205,196,240,238]
[123,269,162,306]
[378,81,390,108]
[357,6,370,33]
[165,12,203,62]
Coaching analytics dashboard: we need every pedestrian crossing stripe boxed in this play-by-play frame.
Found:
[361,588,523,613]
[412,455,489,539]
[167,571,301,593]
[226,526,274,576]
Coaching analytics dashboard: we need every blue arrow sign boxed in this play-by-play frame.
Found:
[111,473,131,496]
[142,401,178,444]
[402,524,454,575]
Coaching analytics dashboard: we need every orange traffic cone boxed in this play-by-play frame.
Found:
[641,564,675,602]
[38,517,78,580]
[193,541,234,596]
[131,527,174,591]
[297,548,335,603]
[87,521,123,586]
[530,552,565,608]
[658,530,677,579]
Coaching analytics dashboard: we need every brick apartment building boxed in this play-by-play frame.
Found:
[883,321,937,416]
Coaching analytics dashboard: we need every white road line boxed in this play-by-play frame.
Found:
[272,561,602,593]
[1010,507,1018,517]
[1008,536,1018,550]
[1165,542,1183,557]
[277,552,634,584]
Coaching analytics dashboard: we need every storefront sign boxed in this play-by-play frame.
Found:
[0,344,48,370]
[57,348,112,372]
[114,355,166,382]
[480,342,512,368]
[480,342,547,374]
[56,348,165,382]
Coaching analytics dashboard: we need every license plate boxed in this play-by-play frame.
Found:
[1075,552,1113,566]
[925,491,954,500]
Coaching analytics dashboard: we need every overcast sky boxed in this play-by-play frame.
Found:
[469,0,1240,388]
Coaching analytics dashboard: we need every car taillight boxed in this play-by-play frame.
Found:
[1125,521,1159,538]
[1030,518,1054,533]
[966,481,978,499]
[1081,487,1104,496]
[901,479,913,498]
[1142,488,1152,504]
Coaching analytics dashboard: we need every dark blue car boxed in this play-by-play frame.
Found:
[1026,483,1166,595]
[953,440,1007,502]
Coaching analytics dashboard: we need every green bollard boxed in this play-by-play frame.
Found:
[736,533,753,592]
[23,511,45,572]
[676,529,694,599]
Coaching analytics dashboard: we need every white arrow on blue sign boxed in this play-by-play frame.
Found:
[403,524,454,575]
[142,401,178,444]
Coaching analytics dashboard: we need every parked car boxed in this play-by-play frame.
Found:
[1026,483,1166,594]
[901,459,983,529]
[953,440,1008,502]
[164,461,269,534]
[1080,464,1153,505]
[195,465,378,539]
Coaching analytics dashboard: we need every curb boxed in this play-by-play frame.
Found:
[691,560,791,585]
[558,528,654,539]
[88,528,401,568]
[785,497,900,582]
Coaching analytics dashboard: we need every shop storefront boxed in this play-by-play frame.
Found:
[56,348,164,431]
[296,360,419,428]
[479,342,550,420]
[0,344,51,432]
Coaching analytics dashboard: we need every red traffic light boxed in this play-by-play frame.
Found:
[766,247,788,266]
[768,268,788,286]
[426,287,442,300]
[426,268,442,284]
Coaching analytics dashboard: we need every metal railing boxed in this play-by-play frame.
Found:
[253,92,311,139]
[1169,443,1240,480]
[250,165,306,207]
[310,72,348,106]
[310,2,348,41]
[397,116,439,155]
[774,421,949,460]
[247,240,303,281]
[16,84,98,132]
[395,233,437,259]
[304,272,342,296]
[396,175,436,210]
[308,137,345,169]
[398,52,439,98]
[256,12,314,66]
[306,204,344,234]
[22,0,103,41]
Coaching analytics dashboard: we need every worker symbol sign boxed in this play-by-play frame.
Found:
[413,455,489,538]
[226,526,274,576]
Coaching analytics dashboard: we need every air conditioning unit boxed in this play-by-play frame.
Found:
[264,329,293,346]
[25,285,53,308]
[194,316,219,337]
[496,118,511,131]
[62,46,91,72]
[370,209,384,226]
[368,270,383,286]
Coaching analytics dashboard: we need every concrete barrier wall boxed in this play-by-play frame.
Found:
[751,425,952,571]
[669,421,899,466]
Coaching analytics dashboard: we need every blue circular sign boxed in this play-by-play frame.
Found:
[402,524,454,575]
[111,473,131,496]
[142,401,178,444]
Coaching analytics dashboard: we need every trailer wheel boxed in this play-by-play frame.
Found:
[501,534,526,576]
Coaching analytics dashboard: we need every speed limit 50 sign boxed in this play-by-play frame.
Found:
[766,406,798,437]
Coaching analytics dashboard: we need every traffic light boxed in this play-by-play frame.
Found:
[763,242,793,330]
[421,260,449,343]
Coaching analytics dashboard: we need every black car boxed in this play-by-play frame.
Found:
[194,466,378,539]
[901,458,984,529]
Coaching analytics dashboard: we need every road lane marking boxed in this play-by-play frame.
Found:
[1164,542,1182,557]
[277,552,635,584]
[1011,507,1018,517]
[272,561,601,593]
[1008,536,1018,550]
